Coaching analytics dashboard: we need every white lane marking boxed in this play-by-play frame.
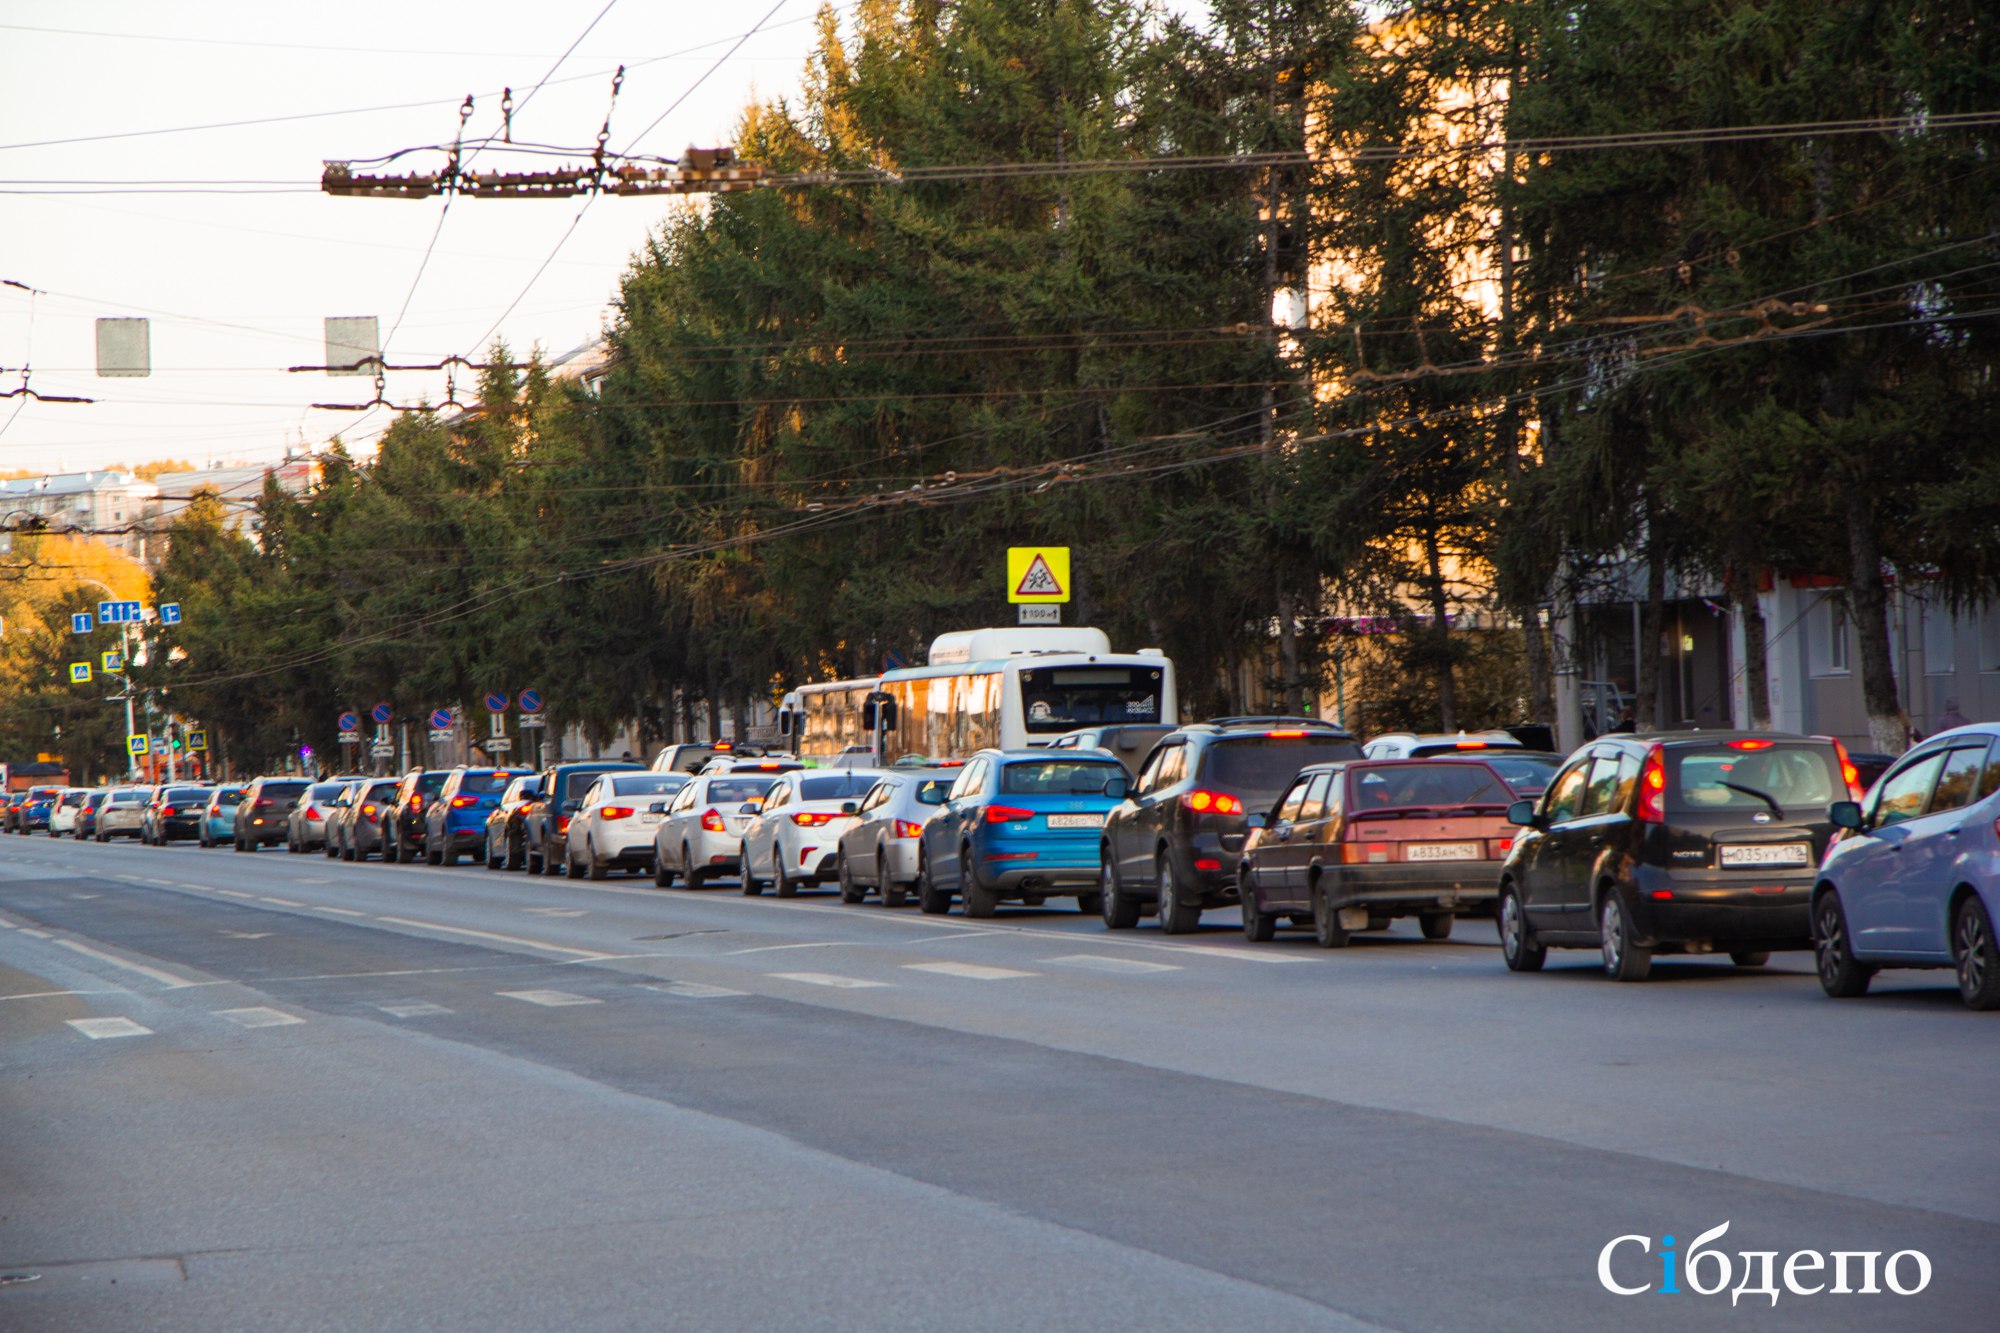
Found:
[220,930,274,940]
[174,883,213,891]
[72,893,102,900]
[770,972,889,989]
[1043,954,1182,975]
[498,989,601,1007]
[374,1002,453,1018]
[2,988,120,1002]
[1166,944,1308,965]
[67,1016,152,1039]
[143,877,177,887]
[726,941,840,956]
[903,961,1039,981]
[214,889,255,900]
[17,928,50,939]
[315,906,365,917]
[260,897,304,907]
[641,981,746,999]
[54,939,202,988]
[114,876,150,885]
[214,1006,304,1028]
[523,907,587,918]
[374,916,611,960]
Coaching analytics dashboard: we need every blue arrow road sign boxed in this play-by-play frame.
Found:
[71,612,93,634]
[337,711,360,733]
[99,600,115,623]
[160,603,181,625]
[371,702,393,724]
[428,708,453,730]
[518,689,543,713]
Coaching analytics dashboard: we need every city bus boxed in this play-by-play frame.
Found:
[780,628,1178,765]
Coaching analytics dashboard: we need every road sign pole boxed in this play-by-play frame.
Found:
[121,622,138,781]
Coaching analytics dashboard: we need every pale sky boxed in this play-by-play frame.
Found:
[0,2,1214,477]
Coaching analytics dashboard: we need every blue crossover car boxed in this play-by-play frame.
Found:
[1817,724,2000,1009]
[915,748,1128,917]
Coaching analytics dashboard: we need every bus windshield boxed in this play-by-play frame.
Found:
[1018,665,1165,734]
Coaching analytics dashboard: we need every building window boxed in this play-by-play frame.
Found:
[1809,598,1849,676]
[1922,600,1956,674]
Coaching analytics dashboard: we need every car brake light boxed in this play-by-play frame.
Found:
[555,815,571,834]
[304,806,319,820]
[985,805,1033,824]
[1265,730,1306,738]
[1637,744,1667,823]
[362,803,378,817]
[1728,738,1775,751]
[700,808,727,833]
[1183,790,1244,815]
[451,795,476,808]
[1496,837,1513,854]
[791,811,836,826]
[1338,842,1391,863]
[892,820,924,838]
[1831,738,1863,801]
[410,795,424,811]
[602,806,635,820]
[161,806,175,818]
[1454,740,1489,749]
[1652,889,1674,900]
[1194,858,1222,872]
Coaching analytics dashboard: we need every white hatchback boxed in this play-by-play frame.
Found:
[740,769,891,897]
[564,772,689,879]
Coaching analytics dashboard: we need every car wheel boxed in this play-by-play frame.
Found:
[1100,855,1138,930]
[1598,888,1652,982]
[774,845,800,898]
[342,839,357,862]
[1156,856,1198,934]
[879,842,907,907]
[427,842,443,866]
[680,845,706,891]
[1419,911,1454,941]
[1953,895,2000,1011]
[916,850,951,915]
[442,844,460,867]
[838,852,866,904]
[585,840,607,881]
[324,836,338,859]
[1812,890,1871,997]
[506,833,525,871]
[1311,879,1350,949]
[653,852,675,888]
[1240,872,1275,943]
[1497,886,1545,972]
[739,843,764,895]
[1729,950,1769,968]
[960,844,997,917]
[486,838,504,870]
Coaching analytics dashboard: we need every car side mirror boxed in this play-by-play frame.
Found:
[840,801,859,815]
[1828,800,1864,831]
[1245,812,1266,830]
[562,799,583,813]
[739,801,763,816]
[1102,776,1130,800]
[1507,799,1544,830]
[649,800,668,814]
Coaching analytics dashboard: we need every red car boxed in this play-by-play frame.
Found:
[1237,756,1529,945]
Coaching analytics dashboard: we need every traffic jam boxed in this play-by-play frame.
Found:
[6,621,1994,1011]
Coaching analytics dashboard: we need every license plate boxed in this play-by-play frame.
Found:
[1404,842,1481,862]
[641,813,662,824]
[1046,813,1104,830]
[1718,843,1811,868]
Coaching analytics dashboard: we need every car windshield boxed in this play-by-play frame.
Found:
[1479,755,1561,796]
[800,774,881,801]
[607,774,686,796]
[1350,762,1512,810]
[999,759,1122,795]
[707,777,779,804]
[1671,744,1841,813]
[1201,736,1365,804]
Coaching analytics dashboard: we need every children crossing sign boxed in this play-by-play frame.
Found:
[1007,547,1070,603]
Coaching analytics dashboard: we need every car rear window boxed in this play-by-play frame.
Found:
[1349,762,1513,810]
[1670,743,1842,814]
[607,774,686,796]
[708,776,779,804]
[457,771,509,794]
[1408,741,1522,758]
[1200,736,1365,802]
[308,783,345,801]
[111,790,148,805]
[558,769,627,801]
[166,787,208,803]
[215,789,245,805]
[999,759,1123,795]
[800,774,881,800]
[261,782,310,802]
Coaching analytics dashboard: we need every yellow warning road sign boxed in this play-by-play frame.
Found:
[1007,547,1070,603]
[127,734,149,756]
[69,662,92,684]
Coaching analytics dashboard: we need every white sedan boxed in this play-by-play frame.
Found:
[653,772,790,889]
[739,769,890,897]
[564,772,690,879]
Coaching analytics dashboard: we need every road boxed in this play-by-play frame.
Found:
[2,834,1994,1330]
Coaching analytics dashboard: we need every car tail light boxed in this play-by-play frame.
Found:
[304,806,320,820]
[601,806,635,820]
[1339,843,1391,864]
[1831,738,1863,801]
[255,798,273,809]
[410,795,424,812]
[555,815,571,834]
[1637,744,1667,823]
[1652,889,1674,900]
[700,808,727,833]
[1194,857,1222,872]
[1265,729,1307,738]
[451,795,476,808]
[1728,738,1775,751]
[1182,790,1244,815]
[1496,837,1513,854]
[892,820,924,838]
[362,803,378,817]
[1454,740,1489,749]
[791,812,836,826]
[800,846,817,863]
[161,806,176,818]
[985,805,1033,824]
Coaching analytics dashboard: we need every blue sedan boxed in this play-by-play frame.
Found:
[915,748,1128,917]
[1816,724,2000,1009]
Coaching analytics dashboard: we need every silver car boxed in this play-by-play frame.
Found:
[834,769,958,906]
[652,771,788,889]
[95,786,153,840]
[286,780,351,853]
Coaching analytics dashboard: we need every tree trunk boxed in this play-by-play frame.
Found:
[1727,565,1771,729]
[1845,489,1906,753]
[1276,580,1302,717]
[1635,519,1667,733]
[1424,527,1458,732]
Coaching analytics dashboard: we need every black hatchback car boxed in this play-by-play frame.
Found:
[1100,721,1364,932]
[1497,731,1855,981]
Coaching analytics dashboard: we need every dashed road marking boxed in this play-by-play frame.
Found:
[524,907,587,918]
[214,889,254,900]
[498,989,602,1007]
[1166,944,1309,965]
[770,972,889,989]
[903,961,1039,981]
[72,893,102,900]
[67,1016,152,1040]
[17,928,50,939]
[220,930,274,940]
[295,879,331,884]
[374,1002,453,1018]
[374,916,611,960]
[1043,954,1182,975]
[214,1006,304,1028]
[260,897,304,907]
[641,981,746,999]
[2,988,119,1002]
[54,939,202,988]
[315,906,365,917]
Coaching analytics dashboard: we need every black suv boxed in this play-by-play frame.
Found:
[1498,731,1851,981]
[380,768,451,864]
[1100,720,1363,932]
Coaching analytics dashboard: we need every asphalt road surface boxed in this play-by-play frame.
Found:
[3,834,1995,1331]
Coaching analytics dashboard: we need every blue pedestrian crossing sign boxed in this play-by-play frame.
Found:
[101,650,124,673]
[160,603,182,625]
[69,662,92,684]
[71,612,94,634]
[186,729,208,752]
[127,734,149,756]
